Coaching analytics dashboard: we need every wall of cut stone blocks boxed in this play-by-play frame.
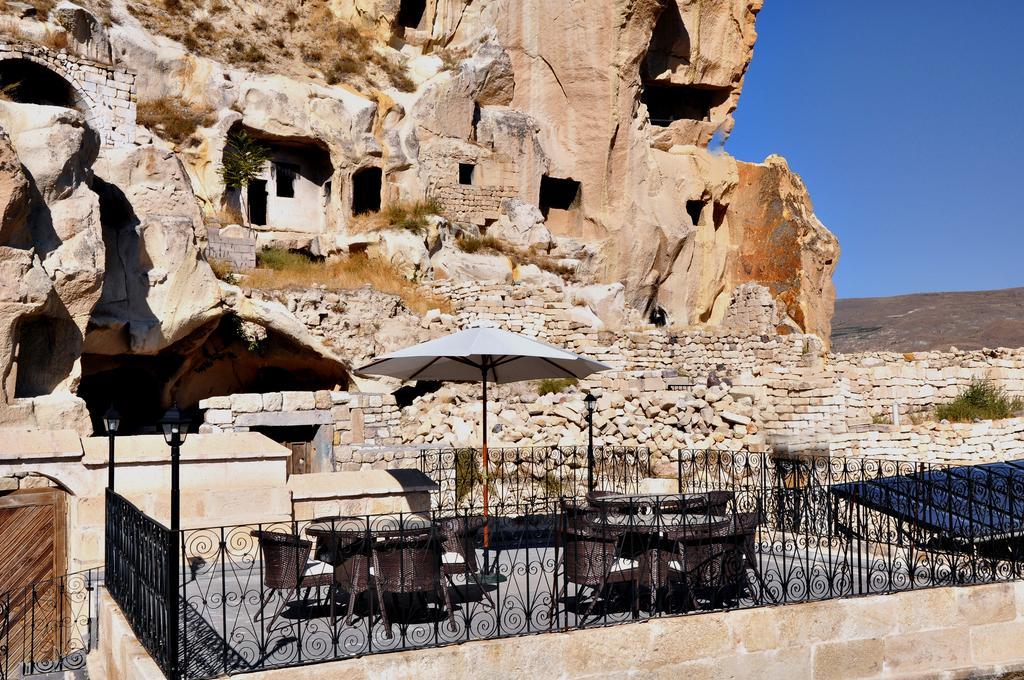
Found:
[235,581,1024,680]
[431,182,517,225]
[0,41,136,147]
[206,228,257,269]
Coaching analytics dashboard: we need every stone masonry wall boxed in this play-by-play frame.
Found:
[0,41,136,147]
[237,580,1024,680]
[206,227,257,269]
[242,280,1024,466]
[431,182,517,226]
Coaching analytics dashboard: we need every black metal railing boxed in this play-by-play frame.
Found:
[0,568,98,679]
[90,448,1024,678]
[164,450,1024,678]
[105,489,178,678]
[418,446,652,513]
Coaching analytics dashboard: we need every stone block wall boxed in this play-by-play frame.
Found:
[827,416,1024,465]
[0,41,136,147]
[832,348,1024,424]
[236,581,1024,680]
[247,279,1024,466]
[206,227,257,269]
[431,182,517,226]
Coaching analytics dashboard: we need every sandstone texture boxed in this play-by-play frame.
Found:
[0,0,839,434]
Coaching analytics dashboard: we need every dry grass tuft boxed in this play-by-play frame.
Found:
[128,0,414,91]
[350,199,444,235]
[40,28,68,50]
[208,258,235,281]
[136,96,218,146]
[246,248,451,315]
[456,235,577,279]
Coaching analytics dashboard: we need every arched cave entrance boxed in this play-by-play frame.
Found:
[397,0,427,29]
[78,315,349,434]
[0,59,84,111]
[538,174,582,236]
[351,166,382,215]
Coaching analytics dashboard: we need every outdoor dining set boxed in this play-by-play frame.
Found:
[247,490,762,636]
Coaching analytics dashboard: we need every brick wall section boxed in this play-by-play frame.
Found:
[430,182,516,226]
[206,228,257,269]
[0,41,136,147]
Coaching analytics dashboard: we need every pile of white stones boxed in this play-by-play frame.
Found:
[399,377,766,474]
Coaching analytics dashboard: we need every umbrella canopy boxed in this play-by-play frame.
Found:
[355,325,610,383]
[356,324,612,560]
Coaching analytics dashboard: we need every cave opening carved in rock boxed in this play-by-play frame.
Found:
[539,175,581,237]
[223,126,334,233]
[77,315,349,434]
[398,0,427,29]
[0,58,85,112]
[641,82,731,126]
[644,0,690,78]
[13,313,81,399]
[351,166,382,216]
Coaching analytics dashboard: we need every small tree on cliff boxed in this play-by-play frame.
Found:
[218,131,270,227]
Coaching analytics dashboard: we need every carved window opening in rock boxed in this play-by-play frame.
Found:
[641,82,731,126]
[649,305,668,327]
[274,162,299,198]
[398,0,427,29]
[13,314,80,399]
[0,59,86,112]
[686,198,706,226]
[459,163,475,186]
[247,180,268,226]
[644,1,690,78]
[713,201,727,230]
[539,175,582,236]
[352,166,382,215]
[471,102,482,140]
[251,424,334,475]
[224,127,334,233]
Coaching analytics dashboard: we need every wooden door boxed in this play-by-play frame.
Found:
[288,442,313,476]
[0,488,67,674]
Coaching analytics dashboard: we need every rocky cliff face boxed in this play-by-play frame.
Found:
[0,0,838,433]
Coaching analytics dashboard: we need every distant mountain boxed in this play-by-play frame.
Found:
[831,287,1024,353]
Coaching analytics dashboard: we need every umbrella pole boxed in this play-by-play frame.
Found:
[482,371,489,551]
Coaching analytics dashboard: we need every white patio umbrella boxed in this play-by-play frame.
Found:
[355,323,611,551]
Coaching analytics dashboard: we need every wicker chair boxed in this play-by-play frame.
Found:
[250,530,334,630]
[550,503,643,622]
[371,533,456,638]
[652,511,759,611]
[437,516,495,608]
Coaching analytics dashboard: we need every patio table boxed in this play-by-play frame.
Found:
[585,510,736,615]
[304,513,464,637]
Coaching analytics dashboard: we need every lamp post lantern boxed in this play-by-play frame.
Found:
[103,405,120,491]
[584,392,597,493]
[159,403,189,680]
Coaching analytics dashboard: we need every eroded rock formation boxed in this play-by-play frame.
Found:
[0,0,839,433]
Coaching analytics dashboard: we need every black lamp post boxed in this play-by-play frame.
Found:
[103,405,120,491]
[584,392,597,493]
[159,403,189,680]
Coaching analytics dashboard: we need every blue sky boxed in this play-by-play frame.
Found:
[726,1,1024,299]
